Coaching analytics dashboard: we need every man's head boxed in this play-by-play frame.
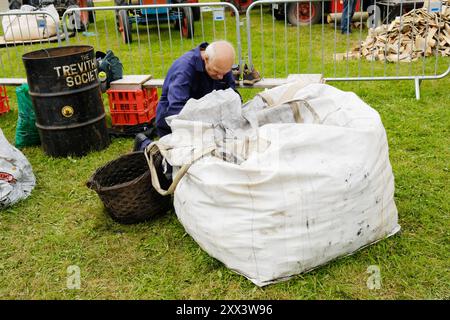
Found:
[203,41,235,80]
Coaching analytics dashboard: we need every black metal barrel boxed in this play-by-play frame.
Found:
[22,45,110,157]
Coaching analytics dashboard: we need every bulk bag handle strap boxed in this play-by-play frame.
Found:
[257,81,321,124]
[144,142,215,196]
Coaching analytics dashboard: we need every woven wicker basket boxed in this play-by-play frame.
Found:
[87,151,172,224]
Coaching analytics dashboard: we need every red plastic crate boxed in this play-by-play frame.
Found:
[0,85,10,115]
[106,88,158,126]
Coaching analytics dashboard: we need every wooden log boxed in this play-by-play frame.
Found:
[327,12,369,24]
[335,4,450,62]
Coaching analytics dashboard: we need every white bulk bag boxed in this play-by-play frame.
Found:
[0,129,35,209]
[149,83,400,286]
[2,5,59,41]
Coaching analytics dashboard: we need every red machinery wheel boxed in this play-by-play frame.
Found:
[78,0,91,29]
[287,1,322,26]
[118,9,132,43]
[175,7,194,39]
[115,0,128,28]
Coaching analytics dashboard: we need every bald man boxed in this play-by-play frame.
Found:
[155,41,238,137]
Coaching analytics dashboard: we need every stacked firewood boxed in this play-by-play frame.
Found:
[338,1,450,62]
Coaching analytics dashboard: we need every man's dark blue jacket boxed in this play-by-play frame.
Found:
[155,42,236,137]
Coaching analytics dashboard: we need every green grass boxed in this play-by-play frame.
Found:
[0,1,449,299]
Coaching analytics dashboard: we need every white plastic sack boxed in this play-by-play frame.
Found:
[154,83,400,286]
[2,5,59,41]
[0,129,35,209]
[0,1,9,13]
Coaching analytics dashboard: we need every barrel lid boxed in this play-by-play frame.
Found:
[22,46,94,60]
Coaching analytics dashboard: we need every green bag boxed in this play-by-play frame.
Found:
[15,84,40,149]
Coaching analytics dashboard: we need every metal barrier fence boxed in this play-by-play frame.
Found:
[245,0,450,99]
[0,0,449,99]
[61,2,242,78]
[0,10,61,79]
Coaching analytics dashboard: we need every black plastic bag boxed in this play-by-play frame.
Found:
[96,50,123,89]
